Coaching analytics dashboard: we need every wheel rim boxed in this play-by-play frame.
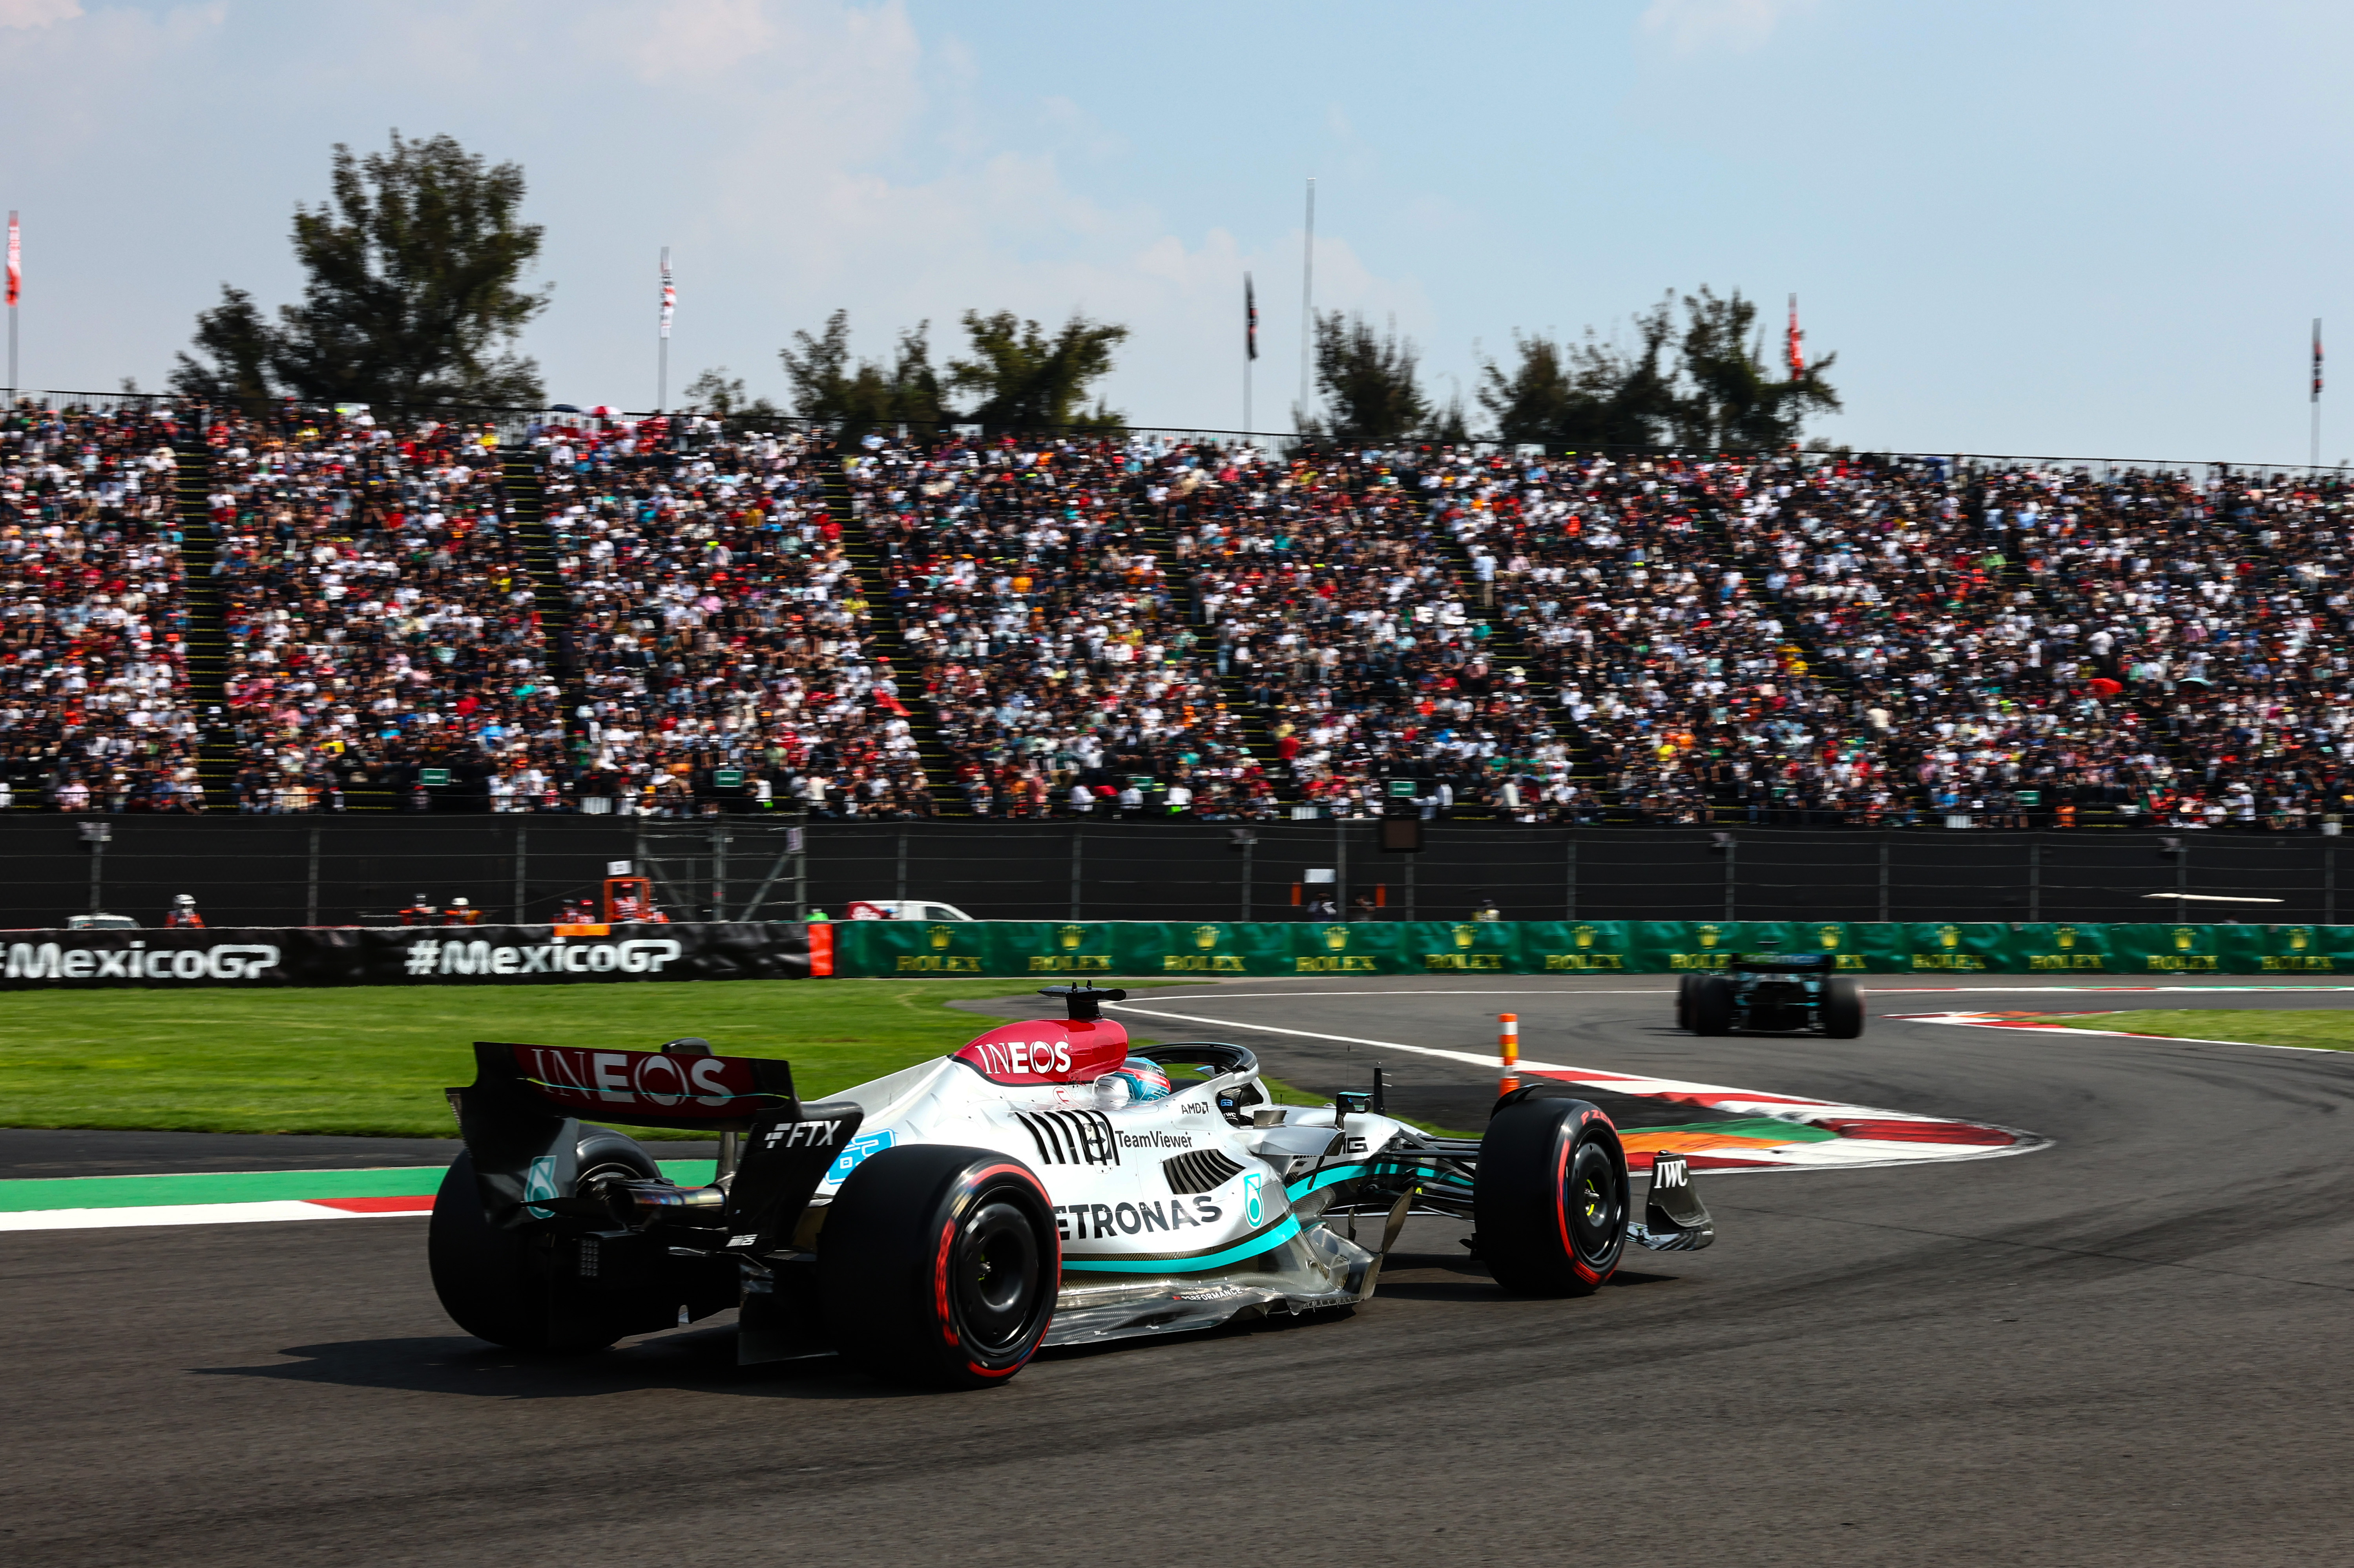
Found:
[1563,1141,1622,1265]
[956,1199,1041,1351]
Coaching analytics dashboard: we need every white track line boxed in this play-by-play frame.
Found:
[1891,1012,2354,1056]
[0,1201,429,1233]
[1106,1001,2047,1169]
[1107,1002,1522,1072]
[1148,985,2354,1002]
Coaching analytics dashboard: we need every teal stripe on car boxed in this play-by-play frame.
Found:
[1060,1215,1303,1273]
[1285,1162,1374,1201]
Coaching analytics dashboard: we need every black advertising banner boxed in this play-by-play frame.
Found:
[0,922,812,990]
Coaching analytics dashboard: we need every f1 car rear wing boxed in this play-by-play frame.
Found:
[447,1039,860,1246]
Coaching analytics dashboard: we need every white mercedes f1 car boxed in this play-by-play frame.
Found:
[430,985,1714,1387]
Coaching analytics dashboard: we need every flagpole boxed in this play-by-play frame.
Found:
[657,247,672,414]
[6,211,17,402]
[2312,317,2323,469]
[1299,178,1315,436]
[1243,271,1255,441]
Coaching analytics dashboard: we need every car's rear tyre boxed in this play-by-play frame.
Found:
[1675,973,1697,1032]
[1823,977,1865,1039]
[1474,1095,1629,1295]
[820,1145,1058,1389]
[428,1129,665,1354]
[1691,975,1735,1036]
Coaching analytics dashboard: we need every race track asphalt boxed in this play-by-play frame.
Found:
[6,976,2353,1567]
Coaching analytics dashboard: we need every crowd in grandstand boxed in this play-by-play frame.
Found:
[0,404,203,812]
[6,391,2354,830]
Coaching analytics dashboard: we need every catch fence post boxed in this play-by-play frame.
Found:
[1239,833,1254,922]
[1878,835,1890,924]
[1498,1013,1519,1096]
[1724,836,1737,922]
[2328,844,2337,928]
[793,820,808,921]
[896,825,909,904]
[2028,839,2040,924]
[309,822,324,928]
[1565,834,1577,921]
[1335,814,1348,914]
[1070,828,1083,921]
[712,823,729,921]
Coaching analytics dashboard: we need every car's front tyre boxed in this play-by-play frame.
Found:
[1474,1094,1629,1296]
[819,1145,1058,1389]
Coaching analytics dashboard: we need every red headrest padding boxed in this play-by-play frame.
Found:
[954,1017,1131,1085]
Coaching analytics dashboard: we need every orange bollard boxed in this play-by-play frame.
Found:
[1498,1013,1519,1096]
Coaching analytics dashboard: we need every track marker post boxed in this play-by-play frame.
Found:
[1498,1013,1519,1096]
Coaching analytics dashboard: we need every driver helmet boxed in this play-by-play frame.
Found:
[173,894,195,907]
[1107,1057,1172,1103]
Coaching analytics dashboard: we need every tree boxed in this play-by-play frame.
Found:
[1301,311,1429,445]
[681,366,787,425]
[169,285,274,409]
[780,310,955,432]
[1478,299,1681,451]
[1667,286,1839,451]
[947,310,1127,432]
[172,131,550,410]
[1479,289,1839,453]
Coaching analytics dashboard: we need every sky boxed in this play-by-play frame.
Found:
[4,0,2353,465]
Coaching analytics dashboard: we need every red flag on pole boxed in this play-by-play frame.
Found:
[6,213,18,309]
[1786,293,1804,379]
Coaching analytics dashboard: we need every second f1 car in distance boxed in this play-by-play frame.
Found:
[430,985,1715,1387]
[1677,952,1865,1039]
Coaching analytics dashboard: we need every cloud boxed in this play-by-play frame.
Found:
[0,0,1432,430]
[1640,0,1817,53]
[0,0,80,28]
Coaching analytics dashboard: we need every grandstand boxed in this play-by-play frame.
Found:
[3,390,2350,831]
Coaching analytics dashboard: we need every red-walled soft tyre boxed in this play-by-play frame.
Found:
[1474,1095,1629,1296]
[819,1145,1059,1389]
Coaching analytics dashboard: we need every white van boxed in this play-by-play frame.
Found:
[845,900,976,922]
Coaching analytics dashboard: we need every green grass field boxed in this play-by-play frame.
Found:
[2026,1009,2354,1052]
[0,978,1360,1140]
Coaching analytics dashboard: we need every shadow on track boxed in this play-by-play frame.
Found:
[189,1325,904,1403]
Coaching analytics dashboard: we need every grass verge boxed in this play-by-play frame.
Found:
[2025,1008,2354,1052]
[0,978,1195,1138]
